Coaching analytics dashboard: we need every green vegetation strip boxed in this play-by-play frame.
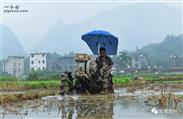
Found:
[0,73,183,90]
[0,80,60,90]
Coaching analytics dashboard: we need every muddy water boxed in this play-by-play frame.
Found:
[0,88,183,119]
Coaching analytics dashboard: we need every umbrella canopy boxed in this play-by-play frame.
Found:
[81,30,118,55]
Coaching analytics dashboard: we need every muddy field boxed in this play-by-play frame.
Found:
[0,83,183,119]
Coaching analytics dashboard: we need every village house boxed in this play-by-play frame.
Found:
[165,55,183,73]
[3,56,24,77]
[30,53,47,71]
[170,55,183,68]
[30,53,59,71]
[30,52,76,73]
[131,50,148,69]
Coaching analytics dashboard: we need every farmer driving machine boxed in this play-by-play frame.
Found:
[60,30,118,95]
[60,53,112,94]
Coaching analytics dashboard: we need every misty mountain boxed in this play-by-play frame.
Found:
[32,3,182,54]
[140,34,183,68]
[0,24,26,59]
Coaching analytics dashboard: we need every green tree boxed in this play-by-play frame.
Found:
[116,51,132,71]
[27,71,39,80]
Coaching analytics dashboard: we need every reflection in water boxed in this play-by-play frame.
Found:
[1,92,183,119]
[57,96,114,119]
[58,99,75,119]
[76,97,113,119]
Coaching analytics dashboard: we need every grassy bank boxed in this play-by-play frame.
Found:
[1,73,183,90]
[0,80,60,90]
[112,73,183,88]
[0,73,183,104]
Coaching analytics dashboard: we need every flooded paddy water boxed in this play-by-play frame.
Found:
[0,84,183,119]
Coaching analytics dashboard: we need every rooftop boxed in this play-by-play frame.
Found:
[8,56,24,59]
[30,52,48,55]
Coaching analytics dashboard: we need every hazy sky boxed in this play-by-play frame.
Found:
[1,1,182,52]
[2,2,124,51]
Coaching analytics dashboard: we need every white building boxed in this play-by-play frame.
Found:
[30,52,76,72]
[131,49,148,69]
[30,53,76,72]
[4,56,24,77]
[132,54,148,69]
[30,53,47,71]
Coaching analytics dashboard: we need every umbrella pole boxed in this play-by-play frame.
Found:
[98,44,100,55]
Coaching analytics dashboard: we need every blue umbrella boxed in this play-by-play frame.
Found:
[81,30,118,55]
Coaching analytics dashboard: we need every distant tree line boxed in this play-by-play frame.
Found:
[140,34,183,69]
[113,34,183,71]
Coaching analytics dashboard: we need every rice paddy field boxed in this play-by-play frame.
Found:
[0,73,183,119]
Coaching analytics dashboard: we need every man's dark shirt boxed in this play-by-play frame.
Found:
[96,55,113,70]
